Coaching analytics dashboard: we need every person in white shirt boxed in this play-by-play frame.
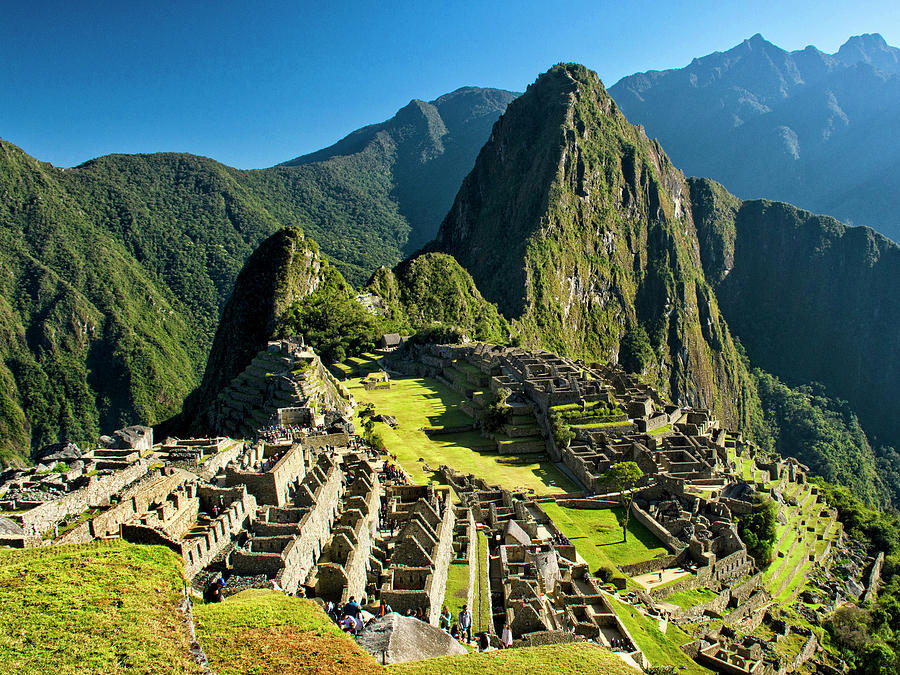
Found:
[501,622,513,648]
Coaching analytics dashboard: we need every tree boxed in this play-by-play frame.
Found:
[734,495,778,566]
[602,461,644,542]
[358,403,376,442]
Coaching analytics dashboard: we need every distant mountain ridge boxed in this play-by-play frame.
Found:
[610,33,900,242]
[282,86,519,252]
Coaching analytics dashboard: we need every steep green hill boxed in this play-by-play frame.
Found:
[432,64,760,433]
[0,141,201,464]
[690,177,900,455]
[366,252,510,343]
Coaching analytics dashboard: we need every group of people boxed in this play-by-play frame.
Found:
[326,595,388,636]
[381,460,407,485]
[552,530,571,546]
[610,636,634,652]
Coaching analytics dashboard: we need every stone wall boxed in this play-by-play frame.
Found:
[224,443,306,506]
[630,503,685,554]
[302,431,350,450]
[90,470,191,537]
[183,487,256,579]
[19,459,149,538]
[274,457,344,594]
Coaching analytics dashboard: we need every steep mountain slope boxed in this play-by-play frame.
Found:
[610,33,900,242]
[282,87,519,252]
[182,227,327,428]
[432,64,761,432]
[366,252,510,343]
[690,177,900,451]
[0,141,201,464]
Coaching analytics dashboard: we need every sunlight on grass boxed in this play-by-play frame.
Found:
[350,375,575,495]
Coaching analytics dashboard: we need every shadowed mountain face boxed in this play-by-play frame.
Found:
[610,33,900,243]
[282,86,519,253]
[691,177,900,450]
[432,64,761,433]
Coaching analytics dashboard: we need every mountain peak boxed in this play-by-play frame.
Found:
[835,32,900,72]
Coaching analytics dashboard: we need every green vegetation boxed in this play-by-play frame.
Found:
[366,252,509,343]
[349,375,574,495]
[754,370,896,506]
[482,387,512,433]
[607,596,711,674]
[602,461,644,542]
[663,587,718,610]
[0,540,202,674]
[278,265,391,363]
[194,589,382,674]
[810,477,900,674]
[619,325,654,374]
[734,495,778,567]
[540,503,667,570]
[388,642,637,675]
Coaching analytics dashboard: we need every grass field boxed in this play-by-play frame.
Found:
[442,562,470,627]
[663,587,718,609]
[0,540,203,675]
[350,375,576,495]
[540,503,668,570]
[388,642,639,674]
[607,596,711,674]
[194,589,382,674]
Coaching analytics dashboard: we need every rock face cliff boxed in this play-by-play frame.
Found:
[182,227,326,428]
[691,178,900,447]
[433,64,759,431]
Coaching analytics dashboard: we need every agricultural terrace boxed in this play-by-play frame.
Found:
[0,540,204,675]
[347,369,576,495]
[540,503,667,571]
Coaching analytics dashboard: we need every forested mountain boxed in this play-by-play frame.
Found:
[432,64,762,434]
[610,33,900,243]
[0,86,514,464]
[283,86,519,253]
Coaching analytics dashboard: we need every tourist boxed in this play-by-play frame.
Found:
[450,624,460,640]
[477,632,490,651]
[203,577,226,603]
[501,622,513,648]
[340,615,356,634]
[439,605,452,631]
[344,596,361,619]
[378,599,391,617]
[458,604,472,643]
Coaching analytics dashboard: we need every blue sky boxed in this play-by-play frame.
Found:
[2,0,898,168]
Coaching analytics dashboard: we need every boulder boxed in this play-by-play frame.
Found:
[357,613,467,664]
[32,442,82,463]
[111,426,153,452]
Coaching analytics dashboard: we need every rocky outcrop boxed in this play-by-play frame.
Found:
[180,227,326,430]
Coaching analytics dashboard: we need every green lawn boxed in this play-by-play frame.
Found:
[388,643,638,675]
[194,589,382,674]
[540,503,668,570]
[442,562,470,626]
[0,540,203,675]
[663,587,718,609]
[351,375,576,495]
[607,596,711,674]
